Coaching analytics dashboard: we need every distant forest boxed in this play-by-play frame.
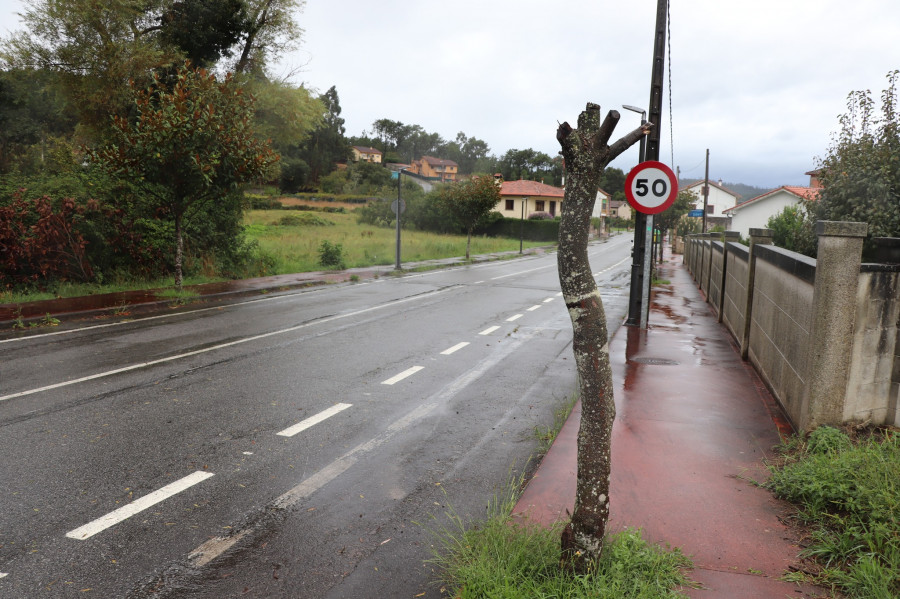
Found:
[677,180,774,202]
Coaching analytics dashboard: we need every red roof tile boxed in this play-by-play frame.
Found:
[724,185,819,213]
[500,180,565,198]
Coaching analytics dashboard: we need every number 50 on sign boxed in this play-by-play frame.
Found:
[624,161,679,215]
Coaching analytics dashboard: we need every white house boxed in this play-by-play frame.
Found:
[724,185,820,238]
[682,180,741,219]
[592,189,611,220]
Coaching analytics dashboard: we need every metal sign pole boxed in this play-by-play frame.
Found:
[640,214,654,328]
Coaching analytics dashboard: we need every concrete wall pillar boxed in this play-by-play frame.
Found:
[740,228,774,359]
[800,221,868,432]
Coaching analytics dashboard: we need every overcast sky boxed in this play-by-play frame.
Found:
[3,0,899,188]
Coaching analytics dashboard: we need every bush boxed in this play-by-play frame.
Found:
[279,157,310,194]
[528,211,553,220]
[318,240,346,269]
[806,426,852,455]
[274,213,334,227]
[477,216,560,242]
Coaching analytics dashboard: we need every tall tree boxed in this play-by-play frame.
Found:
[92,65,279,288]
[555,103,649,573]
[297,85,350,184]
[0,0,172,136]
[814,69,900,246]
[439,175,501,260]
[158,0,249,67]
[233,0,304,75]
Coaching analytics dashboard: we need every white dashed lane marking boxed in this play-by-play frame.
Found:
[441,342,469,355]
[66,471,215,540]
[527,305,541,311]
[506,314,523,322]
[381,366,424,385]
[277,403,352,437]
[478,326,501,336]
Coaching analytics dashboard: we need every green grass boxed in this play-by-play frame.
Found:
[1,208,550,305]
[766,426,900,598]
[0,275,226,304]
[533,393,578,455]
[428,476,693,599]
[243,210,549,274]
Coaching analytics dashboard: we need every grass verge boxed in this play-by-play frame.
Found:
[765,426,900,598]
[533,393,577,456]
[427,474,693,599]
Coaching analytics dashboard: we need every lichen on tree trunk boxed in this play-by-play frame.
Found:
[556,103,649,573]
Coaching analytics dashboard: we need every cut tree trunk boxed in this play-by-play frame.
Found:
[556,103,649,573]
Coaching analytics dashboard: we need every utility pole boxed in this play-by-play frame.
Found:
[626,0,668,329]
[702,149,710,233]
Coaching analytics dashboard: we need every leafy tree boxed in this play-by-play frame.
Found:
[295,85,350,185]
[158,0,249,67]
[654,189,695,237]
[233,0,305,75]
[444,131,492,174]
[599,166,626,197]
[0,68,78,174]
[92,65,278,289]
[555,104,649,573]
[814,70,900,249]
[766,204,816,257]
[0,0,173,137]
[439,175,501,260]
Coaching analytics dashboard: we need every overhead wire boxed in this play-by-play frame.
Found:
[667,0,675,169]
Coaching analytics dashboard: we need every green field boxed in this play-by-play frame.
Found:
[244,209,549,273]
[1,206,552,304]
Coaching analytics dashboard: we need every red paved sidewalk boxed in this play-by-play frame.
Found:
[513,253,823,598]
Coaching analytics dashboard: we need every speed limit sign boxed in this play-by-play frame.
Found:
[624,161,678,214]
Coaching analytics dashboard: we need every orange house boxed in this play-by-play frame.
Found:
[351,146,383,163]
[409,156,458,182]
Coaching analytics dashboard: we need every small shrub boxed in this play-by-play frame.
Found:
[318,240,346,270]
[273,213,334,227]
[527,211,553,220]
[806,426,852,455]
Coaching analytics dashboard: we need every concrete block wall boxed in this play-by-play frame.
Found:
[708,242,725,317]
[685,222,900,430]
[747,246,816,426]
[721,243,749,353]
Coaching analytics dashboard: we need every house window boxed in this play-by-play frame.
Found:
[706,205,715,214]
[505,199,514,211]
[549,201,556,216]
[535,200,545,212]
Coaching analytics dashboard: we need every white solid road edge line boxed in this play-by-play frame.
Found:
[440,342,469,355]
[478,326,501,336]
[277,403,352,437]
[381,366,424,385]
[65,471,215,540]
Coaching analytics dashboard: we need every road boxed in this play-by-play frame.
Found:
[0,234,633,598]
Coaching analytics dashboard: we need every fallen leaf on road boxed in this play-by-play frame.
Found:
[380,539,391,545]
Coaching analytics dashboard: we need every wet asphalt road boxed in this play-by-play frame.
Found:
[0,235,632,598]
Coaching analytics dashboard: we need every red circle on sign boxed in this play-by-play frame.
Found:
[625,161,679,215]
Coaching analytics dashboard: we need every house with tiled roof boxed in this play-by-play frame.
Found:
[724,184,820,238]
[495,180,565,218]
[351,146,383,163]
[682,179,741,219]
[409,156,458,182]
